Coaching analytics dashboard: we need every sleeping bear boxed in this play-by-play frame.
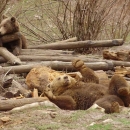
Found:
[0,15,27,55]
[44,59,130,114]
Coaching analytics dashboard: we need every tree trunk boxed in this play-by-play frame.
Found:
[0,61,113,74]
[0,47,22,65]
[28,39,124,49]
[0,97,48,111]
[12,80,32,97]
[20,49,74,56]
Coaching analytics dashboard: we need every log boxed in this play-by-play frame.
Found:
[0,47,22,65]
[11,100,57,112]
[1,32,22,43]
[32,88,38,97]
[28,39,124,49]
[1,61,113,74]
[0,97,48,111]
[12,80,32,98]
[103,50,130,61]
[20,49,75,55]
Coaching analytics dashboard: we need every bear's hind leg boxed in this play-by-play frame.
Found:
[110,102,120,113]
[118,87,129,96]
[109,75,129,97]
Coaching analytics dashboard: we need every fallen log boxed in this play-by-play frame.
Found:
[12,80,32,97]
[1,61,112,74]
[20,49,75,56]
[103,50,130,61]
[28,39,124,49]
[0,60,127,74]
[0,47,22,65]
[11,100,57,112]
[0,97,48,111]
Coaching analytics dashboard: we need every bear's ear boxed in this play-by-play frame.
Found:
[2,15,8,19]
[11,17,16,23]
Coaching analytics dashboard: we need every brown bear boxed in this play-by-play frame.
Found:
[44,59,129,113]
[0,15,27,55]
[109,74,130,107]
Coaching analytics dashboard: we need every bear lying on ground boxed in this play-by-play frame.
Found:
[44,59,130,113]
[0,15,27,55]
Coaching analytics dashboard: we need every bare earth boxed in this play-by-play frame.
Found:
[0,102,130,130]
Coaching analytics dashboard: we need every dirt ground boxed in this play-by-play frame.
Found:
[0,100,130,130]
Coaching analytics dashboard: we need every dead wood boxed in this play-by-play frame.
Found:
[0,97,48,111]
[20,49,75,56]
[1,61,112,74]
[0,47,22,65]
[2,76,13,88]
[103,50,130,61]
[32,88,38,97]
[28,39,124,49]
[11,100,57,112]
[12,80,31,98]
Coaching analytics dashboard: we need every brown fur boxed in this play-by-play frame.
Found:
[45,75,108,110]
[109,75,130,107]
[44,60,129,113]
[0,15,27,55]
[72,59,99,83]
[95,95,124,113]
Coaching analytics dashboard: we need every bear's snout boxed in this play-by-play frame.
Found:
[64,76,68,79]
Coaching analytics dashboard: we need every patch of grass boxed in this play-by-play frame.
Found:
[119,118,130,125]
[88,124,112,130]
[35,124,60,130]
[70,110,87,121]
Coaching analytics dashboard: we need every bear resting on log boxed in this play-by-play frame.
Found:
[44,59,130,114]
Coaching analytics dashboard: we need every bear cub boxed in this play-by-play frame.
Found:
[0,15,27,55]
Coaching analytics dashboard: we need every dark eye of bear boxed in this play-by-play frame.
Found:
[48,84,50,88]
[64,76,68,79]
[58,77,60,80]
[3,24,6,27]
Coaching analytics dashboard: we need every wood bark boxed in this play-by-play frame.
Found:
[11,101,58,111]
[103,50,130,61]
[32,88,38,97]
[28,39,124,49]
[20,49,74,56]
[0,47,22,65]
[1,61,111,74]
[0,97,48,111]
[12,80,32,97]
[2,60,130,74]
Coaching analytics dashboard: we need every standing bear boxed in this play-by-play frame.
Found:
[44,59,130,114]
[0,15,27,55]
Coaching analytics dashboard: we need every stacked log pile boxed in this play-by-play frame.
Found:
[0,37,127,73]
[1,36,130,111]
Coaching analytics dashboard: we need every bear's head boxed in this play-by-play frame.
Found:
[47,74,77,96]
[0,15,19,35]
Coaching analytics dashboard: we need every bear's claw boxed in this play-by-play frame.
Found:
[110,102,120,113]
[44,87,55,99]
[72,59,84,70]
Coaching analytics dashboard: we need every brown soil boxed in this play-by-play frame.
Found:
[1,103,130,130]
